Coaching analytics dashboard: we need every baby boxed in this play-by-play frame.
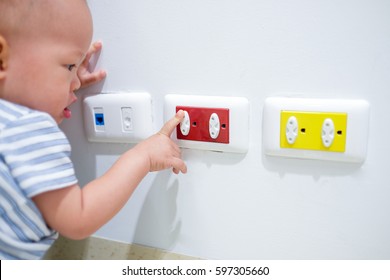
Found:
[0,0,186,259]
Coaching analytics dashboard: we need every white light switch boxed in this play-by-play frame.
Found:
[121,107,133,132]
[83,92,153,143]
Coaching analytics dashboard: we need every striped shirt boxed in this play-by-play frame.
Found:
[0,99,77,259]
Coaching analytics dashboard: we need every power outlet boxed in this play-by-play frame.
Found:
[280,111,347,152]
[176,106,229,143]
[164,94,249,153]
[263,97,370,163]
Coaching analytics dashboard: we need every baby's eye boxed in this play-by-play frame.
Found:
[66,64,76,71]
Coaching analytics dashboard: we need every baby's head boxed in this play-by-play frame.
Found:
[0,0,93,123]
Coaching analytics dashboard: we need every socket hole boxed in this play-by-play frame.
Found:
[221,124,226,129]
[300,128,306,133]
[192,122,197,127]
[337,130,343,135]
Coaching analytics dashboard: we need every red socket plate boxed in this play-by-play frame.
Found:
[176,106,229,144]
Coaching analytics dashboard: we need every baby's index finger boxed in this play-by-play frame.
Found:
[159,110,185,137]
[175,110,185,121]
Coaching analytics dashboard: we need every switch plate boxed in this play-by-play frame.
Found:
[83,92,153,143]
[263,97,370,163]
[164,94,249,153]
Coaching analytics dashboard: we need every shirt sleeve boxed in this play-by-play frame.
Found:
[2,111,78,198]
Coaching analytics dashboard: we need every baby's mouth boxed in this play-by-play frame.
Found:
[63,97,77,119]
[63,107,72,119]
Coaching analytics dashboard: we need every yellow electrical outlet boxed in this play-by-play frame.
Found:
[280,111,347,152]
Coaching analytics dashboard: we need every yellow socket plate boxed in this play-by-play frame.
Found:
[280,111,347,152]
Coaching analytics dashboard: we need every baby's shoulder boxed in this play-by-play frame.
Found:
[0,99,57,131]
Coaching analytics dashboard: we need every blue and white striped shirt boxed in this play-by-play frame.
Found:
[0,99,77,259]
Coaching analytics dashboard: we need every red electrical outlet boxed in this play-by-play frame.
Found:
[176,106,229,144]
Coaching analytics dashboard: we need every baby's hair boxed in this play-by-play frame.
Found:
[0,0,35,37]
[1,1,89,38]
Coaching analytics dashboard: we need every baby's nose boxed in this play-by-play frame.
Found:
[72,75,82,92]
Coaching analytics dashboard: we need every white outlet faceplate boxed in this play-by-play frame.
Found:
[83,92,153,143]
[263,97,370,163]
[164,94,250,153]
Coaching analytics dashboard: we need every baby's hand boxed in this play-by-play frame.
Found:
[78,41,107,88]
[134,110,187,174]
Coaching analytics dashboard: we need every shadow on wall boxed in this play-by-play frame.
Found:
[130,147,248,245]
[262,154,364,181]
[132,170,181,250]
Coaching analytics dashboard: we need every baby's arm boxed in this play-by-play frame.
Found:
[32,111,186,240]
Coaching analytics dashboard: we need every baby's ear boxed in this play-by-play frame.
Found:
[0,35,9,79]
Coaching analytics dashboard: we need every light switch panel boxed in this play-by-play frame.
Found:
[83,92,153,143]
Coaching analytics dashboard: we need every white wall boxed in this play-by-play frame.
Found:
[60,0,390,259]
